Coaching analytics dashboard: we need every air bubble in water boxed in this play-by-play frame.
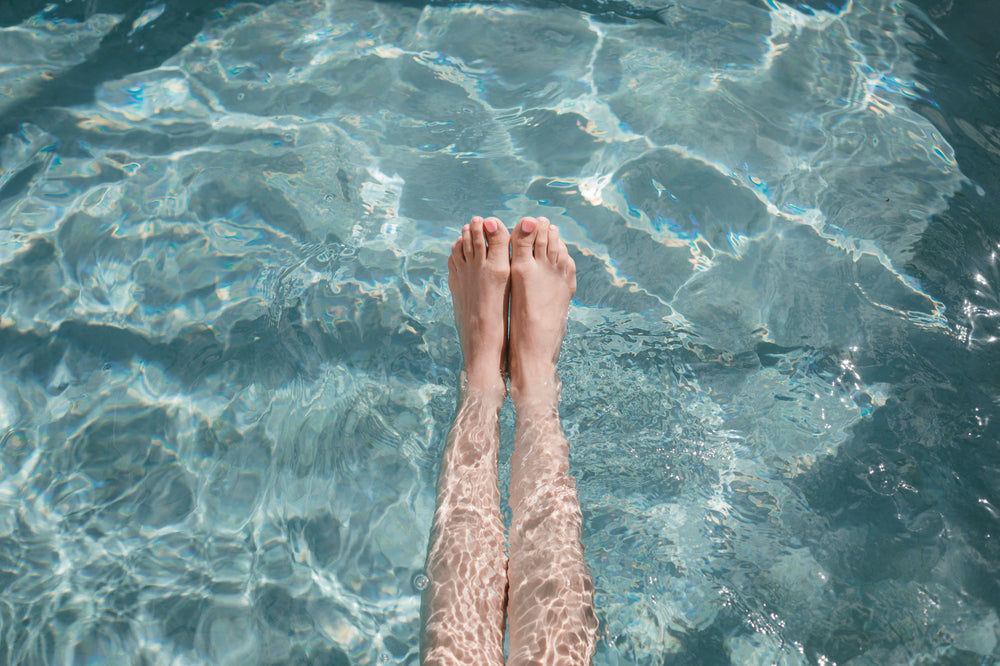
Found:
[412,573,429,591]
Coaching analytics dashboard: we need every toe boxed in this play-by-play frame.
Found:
[512,217,539,262]
[470,216,487,260]
[533,217,551,259]
[547,224,561,263]
[451,236,464,263]
[561,245,577,293]
[461,223,473,261]
[483,217,510,263]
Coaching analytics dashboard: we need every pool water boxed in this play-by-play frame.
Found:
[1,0,998,663]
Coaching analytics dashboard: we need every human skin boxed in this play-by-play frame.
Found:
[422,216,510,665]
[506,217,598,664]
[422,216,597,664]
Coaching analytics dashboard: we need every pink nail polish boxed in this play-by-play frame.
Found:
[522,218,536,233]
[484,218,497,233]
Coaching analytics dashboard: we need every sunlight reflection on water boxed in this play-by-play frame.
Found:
[1,0,997,663]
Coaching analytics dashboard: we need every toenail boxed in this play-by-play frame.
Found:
[484,218,497,233]
[522,218,536,233]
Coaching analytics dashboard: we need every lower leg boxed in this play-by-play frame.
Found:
[508,390,597,664]
[422,383,507,664]
[506,217,598,664]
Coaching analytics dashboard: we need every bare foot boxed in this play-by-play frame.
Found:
[508,216,576,404]
[448,216,510,392]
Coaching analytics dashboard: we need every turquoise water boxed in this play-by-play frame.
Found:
[1,0,999,663]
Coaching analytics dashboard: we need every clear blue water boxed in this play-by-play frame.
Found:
[1,0,998,663]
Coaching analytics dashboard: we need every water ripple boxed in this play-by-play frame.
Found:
[0,0,993,662]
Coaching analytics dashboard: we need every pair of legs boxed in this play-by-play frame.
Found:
[421,216,598,664]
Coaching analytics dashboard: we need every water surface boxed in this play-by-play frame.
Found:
[1,0,999,663]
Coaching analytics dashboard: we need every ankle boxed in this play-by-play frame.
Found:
[463,366,506,394]
[510,373,561,413]
[509,358,557,394]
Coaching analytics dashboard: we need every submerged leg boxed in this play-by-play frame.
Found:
[506,217,598,664]
[422,217,511,665]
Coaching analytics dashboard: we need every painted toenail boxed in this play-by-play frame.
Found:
[522,218,536,233]
[484,218,497,233]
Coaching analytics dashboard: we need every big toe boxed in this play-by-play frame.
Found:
[512,217,539,263]
[484,217,510,265]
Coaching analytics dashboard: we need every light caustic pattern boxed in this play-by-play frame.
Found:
[0,0,994,663]
[423,384,507,665]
